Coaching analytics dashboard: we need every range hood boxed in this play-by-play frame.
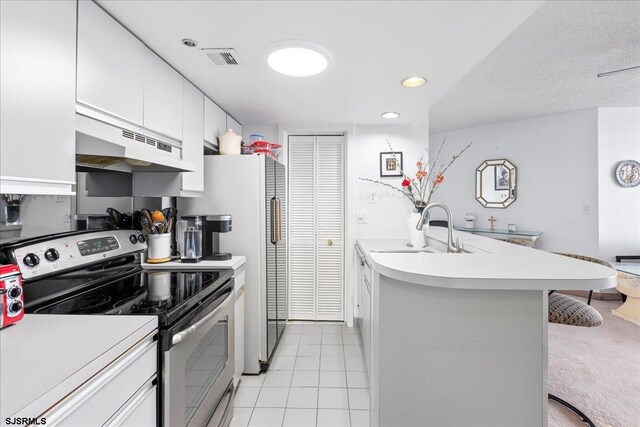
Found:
[75,112,196,173]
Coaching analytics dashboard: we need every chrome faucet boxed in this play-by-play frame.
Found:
[416,203,460,253]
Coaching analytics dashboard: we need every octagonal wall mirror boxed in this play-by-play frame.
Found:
[476,159,517,208]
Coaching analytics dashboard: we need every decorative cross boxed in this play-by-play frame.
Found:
[488,216,497,232]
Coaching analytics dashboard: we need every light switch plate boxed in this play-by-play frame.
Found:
[369,192,376,204]
[356,211,369,224]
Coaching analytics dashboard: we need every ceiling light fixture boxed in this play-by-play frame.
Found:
[382,112,400,119]
[266,41,330,77]
[181,38,198,48]
[401,76,427,88]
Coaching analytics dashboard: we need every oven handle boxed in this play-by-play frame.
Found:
[171,289,233,346]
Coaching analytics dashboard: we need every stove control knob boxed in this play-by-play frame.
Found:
[7,286,22,299]
[138,234,145,243]
[8,300,23,314]
[130,234,138,244]
[44,248,60,262]
[23,253,40,267]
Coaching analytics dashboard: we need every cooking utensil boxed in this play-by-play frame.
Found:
[140,216,153,234]
[163,207,178,233]
[141,209,154,228]
[154,222,166,234]
[106,208,122,228]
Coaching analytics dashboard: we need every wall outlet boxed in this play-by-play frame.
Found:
[369,192,376,204]
[581,204,591,215]
[356,211,369,224]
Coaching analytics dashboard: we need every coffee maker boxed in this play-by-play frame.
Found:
[181,215,232,261]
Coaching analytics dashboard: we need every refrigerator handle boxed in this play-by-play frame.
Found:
[271,197,281,244]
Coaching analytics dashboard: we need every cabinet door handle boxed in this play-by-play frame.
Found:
[328,239,333,247]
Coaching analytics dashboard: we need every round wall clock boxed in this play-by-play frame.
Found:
[615,160,640,188]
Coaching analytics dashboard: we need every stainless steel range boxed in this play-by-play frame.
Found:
[0,229,235,427]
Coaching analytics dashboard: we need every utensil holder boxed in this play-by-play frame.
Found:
[147,234,172,263]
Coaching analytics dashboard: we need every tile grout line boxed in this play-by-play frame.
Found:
[342,326,353,426]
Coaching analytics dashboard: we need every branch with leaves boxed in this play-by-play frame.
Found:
[360,138,473,211]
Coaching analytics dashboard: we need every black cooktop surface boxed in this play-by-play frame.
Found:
[28,265,233,326]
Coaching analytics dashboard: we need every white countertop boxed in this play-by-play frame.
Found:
[357,228,617,291]
[142,255,246,271]
[0,314,157,420]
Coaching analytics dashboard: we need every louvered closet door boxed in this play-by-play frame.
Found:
[315,136,344,320]
[288,136,316,320]
[288,135,344,321]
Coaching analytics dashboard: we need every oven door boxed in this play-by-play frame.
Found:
[164,279,235,427]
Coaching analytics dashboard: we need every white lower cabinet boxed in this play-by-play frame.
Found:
[362,273,372,373]
[43,333,157,426]
[234,270,246,386]
[356,247,372,375]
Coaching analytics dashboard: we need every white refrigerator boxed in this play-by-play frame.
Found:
[179,154,287,374]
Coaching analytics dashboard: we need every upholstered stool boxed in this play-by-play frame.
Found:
[548,293,603,327]
[612,271,640,326]
[503,238,534,247]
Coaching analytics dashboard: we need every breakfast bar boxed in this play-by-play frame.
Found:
[356,228,617,427]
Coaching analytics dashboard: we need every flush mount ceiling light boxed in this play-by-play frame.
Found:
[382,112,400,119]
[181,38,198,48]
[401,76,427,88]
[266,41,330,77]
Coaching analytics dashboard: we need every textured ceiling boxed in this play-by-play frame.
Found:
[429,1,640,134]
[96,1,542,126]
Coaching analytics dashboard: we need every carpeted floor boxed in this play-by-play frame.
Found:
[548,296,640,427]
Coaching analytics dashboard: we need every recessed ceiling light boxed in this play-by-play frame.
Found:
[266,41,330,77]
[182,38,198,48]
[401,76,427,88]
[382,112,400,119]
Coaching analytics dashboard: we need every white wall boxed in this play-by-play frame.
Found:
[1,196,72,239]
[430,109,600,256]
[598,107,640,261]
[353,124,430,239]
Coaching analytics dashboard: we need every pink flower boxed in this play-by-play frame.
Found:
[435,174,444,184]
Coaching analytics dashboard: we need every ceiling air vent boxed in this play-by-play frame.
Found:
[202,48,242,66]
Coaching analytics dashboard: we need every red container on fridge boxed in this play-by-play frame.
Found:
[0,264,24,329]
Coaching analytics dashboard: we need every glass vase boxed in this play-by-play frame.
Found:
[408,212,426,248]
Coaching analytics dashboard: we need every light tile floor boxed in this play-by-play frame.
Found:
[231,322,370,427]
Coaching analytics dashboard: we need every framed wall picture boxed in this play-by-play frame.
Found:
[380,152,403,177]
[494,164,510,191]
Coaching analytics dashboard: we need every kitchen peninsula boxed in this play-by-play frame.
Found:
[355,228,617,427]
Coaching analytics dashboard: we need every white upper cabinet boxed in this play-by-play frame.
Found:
[0,0,76,194]
[180,79,204,194]
[204,97,227,145]
[143,50,183,140]
[132,79,203,196]
[77,0,144,127]
[227,114,243,138]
